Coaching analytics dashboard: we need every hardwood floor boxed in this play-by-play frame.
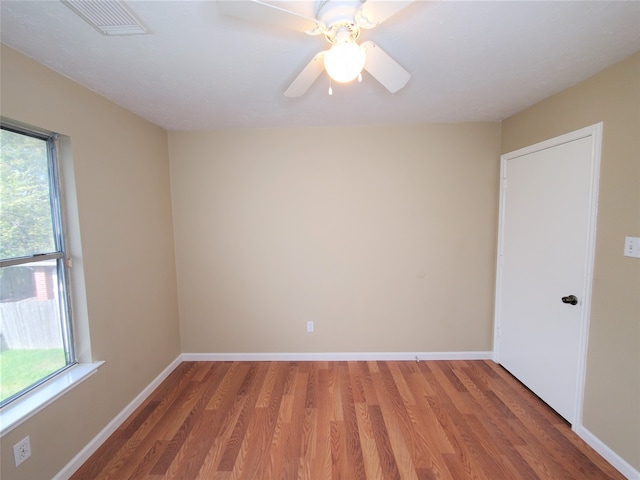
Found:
[70,360,623,479]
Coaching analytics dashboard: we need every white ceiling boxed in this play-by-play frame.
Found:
[1,1,639,131]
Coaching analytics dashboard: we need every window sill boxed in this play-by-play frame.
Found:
[0,361,104,437]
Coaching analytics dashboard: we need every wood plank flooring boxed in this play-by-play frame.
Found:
[70,360,623,479]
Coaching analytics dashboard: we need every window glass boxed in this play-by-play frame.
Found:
[0,129,56,258]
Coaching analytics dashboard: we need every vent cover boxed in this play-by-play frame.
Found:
[62,0,150,36]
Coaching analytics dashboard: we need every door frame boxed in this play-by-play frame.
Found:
[493,122,603,431]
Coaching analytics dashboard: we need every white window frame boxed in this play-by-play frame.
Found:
[0,119,103,436]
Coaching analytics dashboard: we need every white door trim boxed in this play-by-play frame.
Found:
[493,122,603,432]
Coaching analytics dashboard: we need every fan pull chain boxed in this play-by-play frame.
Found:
[328,78,333,96]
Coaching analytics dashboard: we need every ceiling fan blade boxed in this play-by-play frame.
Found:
[284,51,327,98]
[362,41,410,93]
[217,0,324,34]
[355,0,415,29]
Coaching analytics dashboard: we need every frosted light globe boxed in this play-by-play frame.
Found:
[324,42,366,83]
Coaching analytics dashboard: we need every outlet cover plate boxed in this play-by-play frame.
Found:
[624,236,640,258]
[13,435,31,466]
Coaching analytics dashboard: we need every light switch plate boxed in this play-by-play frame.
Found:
[624,236,640,258]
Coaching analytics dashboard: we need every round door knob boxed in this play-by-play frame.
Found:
[562,295,578,305]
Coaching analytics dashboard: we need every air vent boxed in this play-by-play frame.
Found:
[61,0,150,36]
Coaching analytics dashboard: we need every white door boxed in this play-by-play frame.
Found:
[494,124,602,425]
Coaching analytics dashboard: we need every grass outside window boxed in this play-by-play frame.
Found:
[0,349,66,402]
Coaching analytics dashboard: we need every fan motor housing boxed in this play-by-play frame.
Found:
[317,1,362,28]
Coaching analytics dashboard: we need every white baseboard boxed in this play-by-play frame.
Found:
[575,425,640,479]
[53,355,183,480]
[181,351,493,362]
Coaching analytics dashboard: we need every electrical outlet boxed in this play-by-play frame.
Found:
[306,321,314,333]
[13,436,31,466]
[624,236,640,258]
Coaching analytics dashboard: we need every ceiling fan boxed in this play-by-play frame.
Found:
[217,0,415,97]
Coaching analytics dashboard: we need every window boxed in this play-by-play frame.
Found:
[0,123,76,407]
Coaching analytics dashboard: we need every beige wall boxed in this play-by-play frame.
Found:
[169,124,501,354]
[502,52,640,470]
[0,45,181,480]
